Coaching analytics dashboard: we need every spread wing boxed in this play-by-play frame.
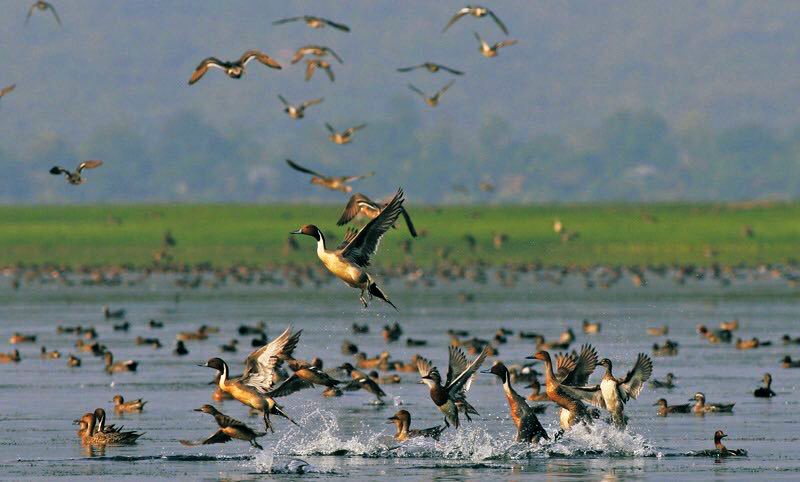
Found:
[322,17,350,32]
[272,16,303,25]
[0,84,16,97]
[322,64,335,82]
[407,83,427,98]
[560,384,606,409]
[266,374,314,398]
[324,122,336,134]
[438,80,455,96]
[554,352,577,383]
[286,159,324,178]
[445,345,470,388]
[495,39,518,49]
[77,160,103,172]
[240,50,282,69]
[47,2,61,25]
[488,10,508,35]
[561,344,598,386]
[304,60,317,81]
[342,172,374,183]
[400,207,418,237]
[290,49,306,64]
[301,97,324,108]
[188,58,224,85]
[619,353,653,402]
[180,430,232,446]
[442,8,471,32]
[340,188,405,266]
[278,94,289,106]
[242,325,301,393]
[336,227,359,250]
[49,166,68,176]
[345,124,366,135]
[416,355,435,378]
[337,194,375,225]
[446,345,489,395]
[325,47,344,64]
[438,64,463,75]
[397,65,421,73]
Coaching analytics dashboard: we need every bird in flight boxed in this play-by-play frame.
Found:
[291,45,343,65]
[49,160,103,185]
[0,84,15,103]
[273,15,350,32]
[337,193,418,238]
[474,32,517,58]
[408,80,455,107]
[305,59,335,82]
[397,62,463,76]
[26,1,61,26]
[188,50,281,85]
[325,123,366,145]
[278,95,324,120]
[286,159,373,193]
[443,5,508,34]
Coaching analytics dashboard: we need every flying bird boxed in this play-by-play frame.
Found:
[278,95,323,119]
[305,59,335,82]
[26,1,61,26]
[273,15,350,32]
[180,405,266,449]
[49,160,103,185]
[0,84,16,101]
[474,32,517,58]
[408,80,455,107]
[397,62,463,75]
[291,188,406,309]
[325,122,366,145]
[286,159,373,193]
[418,345,489,428]
[188,50,282,85]
[337,193,418,238]
[443,5,508,34]
[291,45,343,64]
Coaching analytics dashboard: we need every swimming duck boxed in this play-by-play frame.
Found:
[272,15,350,32]
[443,5,508,34]
[278,95,323,120]
[653,398,692,416]
[67,354,81,367]
[690,392,735,414]
[325,122,366,144]
[753,373,776,398]
[0,349,21,363]
[397,62,463,75]
[650,373,676,389]
[75,412,142,445]
[26,1,60,26]
[291,189,404,309]
[652,340,679,357]
[176,325,214,341]
[533,335,570,351]
[337,193,418,238]
[407,80,455,107]
[220,339,238,353]
[238,322,266,336]
[689,430,747,457]
[187,50,282,85]
[582,319,601,334]
[406,338,427,347]
[473,32,517,58]
[696,324,732,343]
[355,351,390,370]
[286,159,374,193]
[0,83,16,101]
[782,356,800,368]
[104,352,138,374]
[75,339,105,356]
[647,325,669,336]
[305,59,335,82]
[135,336,162,349]
[40,346,61,359]
[112,321,130,332]
[291,45,343,64]
[112,394,147,413]
[736,337,771,350]
[9,333,36,344]
[103,305,125,319]
[561,354,652,429]
[180,405,266,449]
[351,323,369,334]
[173,340,189,356]
[417,345,489,428]
[782,334,800,345]
[92,408,121,434]
[341,340,359,355]
[149,319,164,329]
[202,325,302,431]
[719,320,739,331]
[388,410,445,441]
[483,361,548,443]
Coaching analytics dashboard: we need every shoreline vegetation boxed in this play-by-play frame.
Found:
[1,201,799,268]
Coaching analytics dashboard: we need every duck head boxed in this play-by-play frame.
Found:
[419,370,441,387]
[652,398,668,407]
[599,358,612,371]
[290,225,322,241]
[388,410,410,430]
[194,404,219,415]
[526,350,550,364]
[481,361,509,383]
[201,357,227,374]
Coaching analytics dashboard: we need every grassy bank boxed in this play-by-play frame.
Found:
[1,202,799,267]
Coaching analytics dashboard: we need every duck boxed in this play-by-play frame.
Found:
[417,345,489,428]
[443,5,508,34]
[483,361,548,443]
[351,323,369,334]
[473,32,517,58]
[40,346,61,359]
[149,319,164,329]
[407,80,455,107]
[291,189,404,309]
[582,319,601,334]
[719,320,739,331]
[286,159,374,193]
[103,305,125,319]
[533,335,570,351]
[112,321,130,332]
[650,373,676,389]
[689,430,747,457]
[104,352,138,374]
[92,408,122,434]
[647,325,669,336]
[26,1,61,26]
[561,354,653,429]
[696,324,732,343]
[781,334,800,345]
[690,392,735,414]
[220,339,238,353]
[753,373,776,398]
[388,410,445,441]
[406,338,427,347]
[305,59,335,82]
[355,351,390,370]
[341,340,359,355]
[397,62,463,75]
[781,356,800,368]
[278,95,323,120]
[181,405,266,449]
[370,370,401,385]
[283,357,343,390]
[9,333,36,344]
[339,363,386,403]
[0,349,21,363]
[382,322,403,343]
[736,337,771,350]
[652,340,679,357]
[76,339,105,356]
[173,340,189,356]
[291,45,343,64]
[176,325,215,341]
[525,379,549,402]
[0,83,16,101]
[653,398,692,416]
[67,354,81,367]
[337,193,418,238]
[238,322,266,336]
[272,15,350,32]
[188,50,281,85]
[135,336,162,349]
[325,122,366,144]
[75,412,142,445]
[201,325,302,431]
[112,394,147,413]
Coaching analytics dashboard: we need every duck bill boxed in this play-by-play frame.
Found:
[290,229,303,235]
[479,369,492,374]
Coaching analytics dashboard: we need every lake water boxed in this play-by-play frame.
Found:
[1,269,799,480]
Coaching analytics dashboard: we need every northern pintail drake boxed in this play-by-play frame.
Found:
[104,352,138,374]
[291,45,343,64]
[653,398,691,416]
[40,346,61,359]
[483,361,548,443]
[187,50,282,85]
[202,325,302,431]
[286,159,374,193]
[397,62,463,75]
[181,405,266,449]
[325,122,366,144]
[690,392,734,414]
[443,6,508,34]
[278,95,323,119]
[650,373,676,389]
[112,394,147,413]
[272,15,350,32]
[26,1,61,26]
[337,193,418,238]
[0,349,21,363]
[782,356,800,368]
[93,408,123,434]
[689,430,747,457]
[291,188,405,309]
[753,373,776,398]
[473,32,517,58]
[75,412,142,445]
[9,333,36,344]
[388,410,445,441]
[407,80,454,107]
[417,345,489,428]
[561,354,652,429]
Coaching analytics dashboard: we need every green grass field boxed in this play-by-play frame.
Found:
[1,202,799,267]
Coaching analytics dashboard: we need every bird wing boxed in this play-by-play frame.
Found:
[438,80,455,96]
[342,171,374,182]
[345,124,366,135]
[325,47,344,64]
[559,384,606,409]
[337,194,375,225]
[277,94,289,106]
[49,166,68,176]
[619,353,653,402]
[240,50,282,69]
[438,64,464,75]
[272,16,302,25]
[340,188,405,266]
[77,160,103,173]
[322,18,350,32]
[304,60,317,81]
[188,58,224,85]
[488,10,508,35]
[473,31,486,47]
[242,325,301,392]
[336,227,360,250]
[554,352,577,382]
[407,83,427,98]
[442,8,471,32]
[180,430,232,446]
[445,345,469,388]
[286,159,324,178]
[416,355,435,378]
[400,207,418,237]
[301,97,324,109]
[561,344,598,386]
[26,3,36,23]
[396,65,421,73]
[495,39,518,49]
[46,2,61,25]
[324,122,336,134]
[322,64,335,82]
[290,48,307,64]
[266,374,314,398]
[0,84,15,97]
[446,345,489,395]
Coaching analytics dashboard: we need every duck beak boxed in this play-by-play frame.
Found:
[479,369,492,374]
[290,229,302,235]
[193,408,203,412]
[198,363,209,367]
[721,434,727,439]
